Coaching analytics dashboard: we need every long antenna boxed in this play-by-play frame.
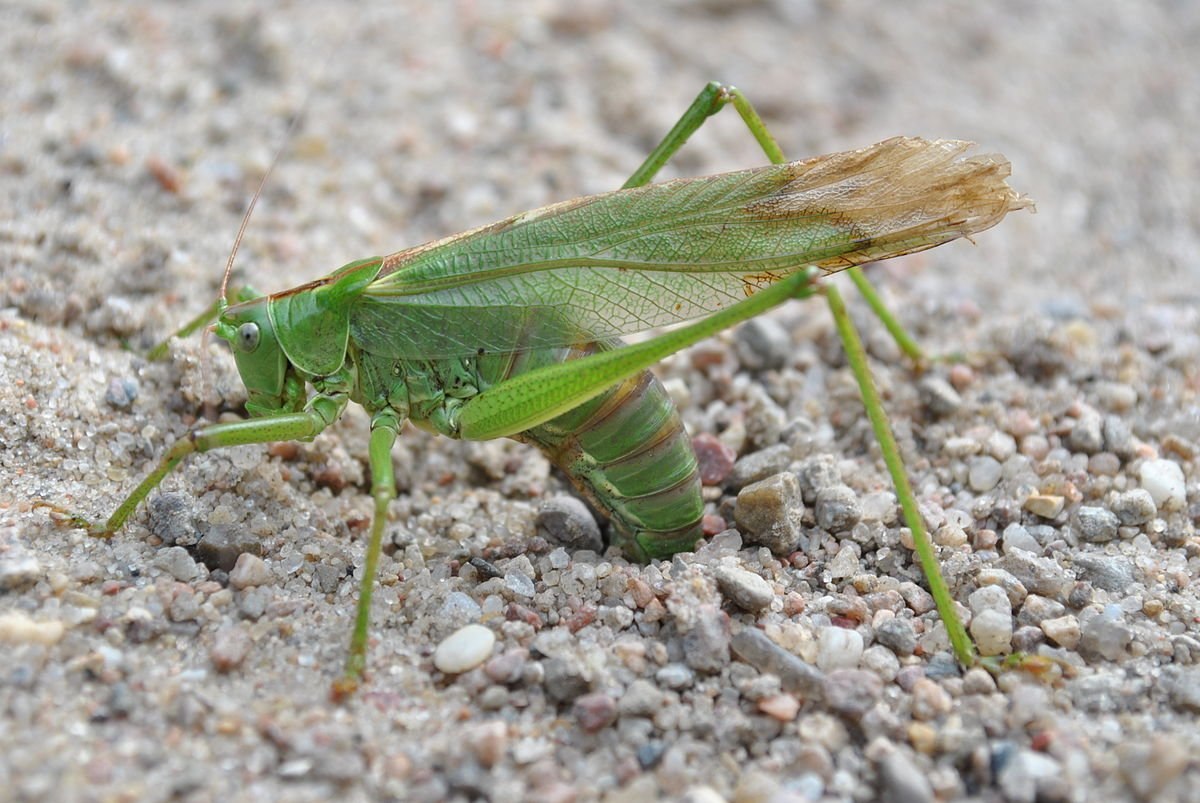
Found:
[218,108,308,303]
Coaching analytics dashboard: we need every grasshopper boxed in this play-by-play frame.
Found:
[46,83,1028,696]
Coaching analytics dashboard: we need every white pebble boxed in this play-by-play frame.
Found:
[816,627,863,671]
[970,609,1013,656]
[0,611,65,645]
[1139,459,1186,511]
[434,624,496,674]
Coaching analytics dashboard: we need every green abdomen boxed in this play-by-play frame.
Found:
[479,342,703,561]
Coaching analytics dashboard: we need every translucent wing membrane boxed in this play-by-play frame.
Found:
[354,137,1028,359]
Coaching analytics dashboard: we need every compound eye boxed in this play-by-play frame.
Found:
[236,322,260,352]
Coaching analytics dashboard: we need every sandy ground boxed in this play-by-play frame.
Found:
[1,2,1198,802]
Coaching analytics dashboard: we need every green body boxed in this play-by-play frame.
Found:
[49,83,1028,694]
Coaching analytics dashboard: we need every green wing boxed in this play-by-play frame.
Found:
[352,137,1027,360]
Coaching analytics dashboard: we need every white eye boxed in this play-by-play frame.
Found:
[237,322,260,352]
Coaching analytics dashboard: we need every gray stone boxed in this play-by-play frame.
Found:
[823,669,882,718]
[152,546,200,582]
[796,454,841,503]
[683,606,730,674]
[734,472,804,554]
[967,455,1003,492]
[536,495,602,552]
[1072,553,1134,592]
[729,444,793,487]
[148,492,198,547]
[1111,489,1156,526]
[1078,607,1133,660]
[1074,506,1119,543]
[878,750,934,803]
[814,485,862,533]
[734,316,792,371]
[714,566,775,612]
[918,375,962,416]
[729,627,824,697]
[875,617,918,657]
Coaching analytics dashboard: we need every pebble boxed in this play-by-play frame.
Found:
[1078,607,1133,660]
[875,617,918,657]
[1066,409,1104,454]
[484,648,527,685]
[209,624,252,672]
[816,627,863,671]
[1000,523,1041,555]
[1016,594,1065,626]
[975,569,1028,607]
[433,624,496,674]
[571,692,617,733]
[683,606,730,675]
[910,678,952,720]
[757,692,801,721]
[692,433,737,485]
[729,444,793,487]
[823,669,882,718]
[713,566,775,612]
[962,667,997,695]
[1117,736,1189,800]
[1023,494,1064,519]
[1160,666,1200,712]
[197,525,262,572]
[1139,459,1185,510]
[917,375,962,416]
[795,454,841,502]
[1072,553,1134,592]
[228,553,271,590]
[0,611,65,645]
[655,663,695,690]
[1000,550,1069,597]
[734,315,792,371]
[535,495,603,552]
[1074,506,1119,543]
[996,748,1065,803]
[153,546,200,582]
[878,750,934,803]
[969,610,1013,656]
[0,551,41,591]
[440,591,482,627]
[827,545,860,580]
[813,485,861,533]
[967,456,1003,492]
[1111,488,1157,526]
[729,627,824,697]
[504,569,535,599]
[968,585,1011,616]
[148,492,197,547]
[464,721,508,768]
[733,472,804,554]
[104,376,139,410]
[618,679,664,717]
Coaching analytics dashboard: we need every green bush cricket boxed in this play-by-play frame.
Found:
[43,83,1029,697]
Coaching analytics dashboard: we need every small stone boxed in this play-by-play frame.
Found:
[875,617,918,657]
[572,692,617,733]
[714,566,775,612]
[962,667,997,695]
[1074,506,1119,543]
[814,485,862,533]
[1000,524,1041,554]
[1103,415,1134,457]
[1016,594,1065,627]
[1111,489,1157,526]
[464,721,508,768]
[910,678,952,720]
[967,456,1003,492]
[975,569,1028,608]
[617,679,664,717]
[197,525,262,572]
[827,544,860,580]
[918,376,961,416]
[878,750,934,803]
[210,624,252,672]
[104,376,139,410]
[1011,625,1044,653]
[148,493,197,547]
[683,606,730,674]
[734,472,804,554]
[823,669,882,718]
[1160,666,1200,712]
[1139,459,1186,511]
[692,433,737,485]
[1066,409,1104,454]
[0,552,41,591]
[237,586,270,620]
[730,444,793,487]
[1040,615,1081,649]
[655,663,695,690]
[0,611,65,645]
[503,569,535,599]
[536,495,602,552]
[757,692,801,721]
[1023,494,1064,519]
[816,626,863,671]
[795,453,841,502]
[312,563,343,594]
[997,748,1065,803]
[440,591,482,628]
[730,627,824,697]
[1000,550,1070,597]
[968,585,1012,616]
[1072,553,1134,592]
[152,546,200,582]
[1078,607,1133,660]
[734,316,793,371]
[970,609,1013,656]
[228,553,271,590]
[860,492,898,524]
[434,624,496,674]
[484,648,528,685]
[1118,736,1189,801]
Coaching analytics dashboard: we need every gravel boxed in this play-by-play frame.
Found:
[3,3,1199,802]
